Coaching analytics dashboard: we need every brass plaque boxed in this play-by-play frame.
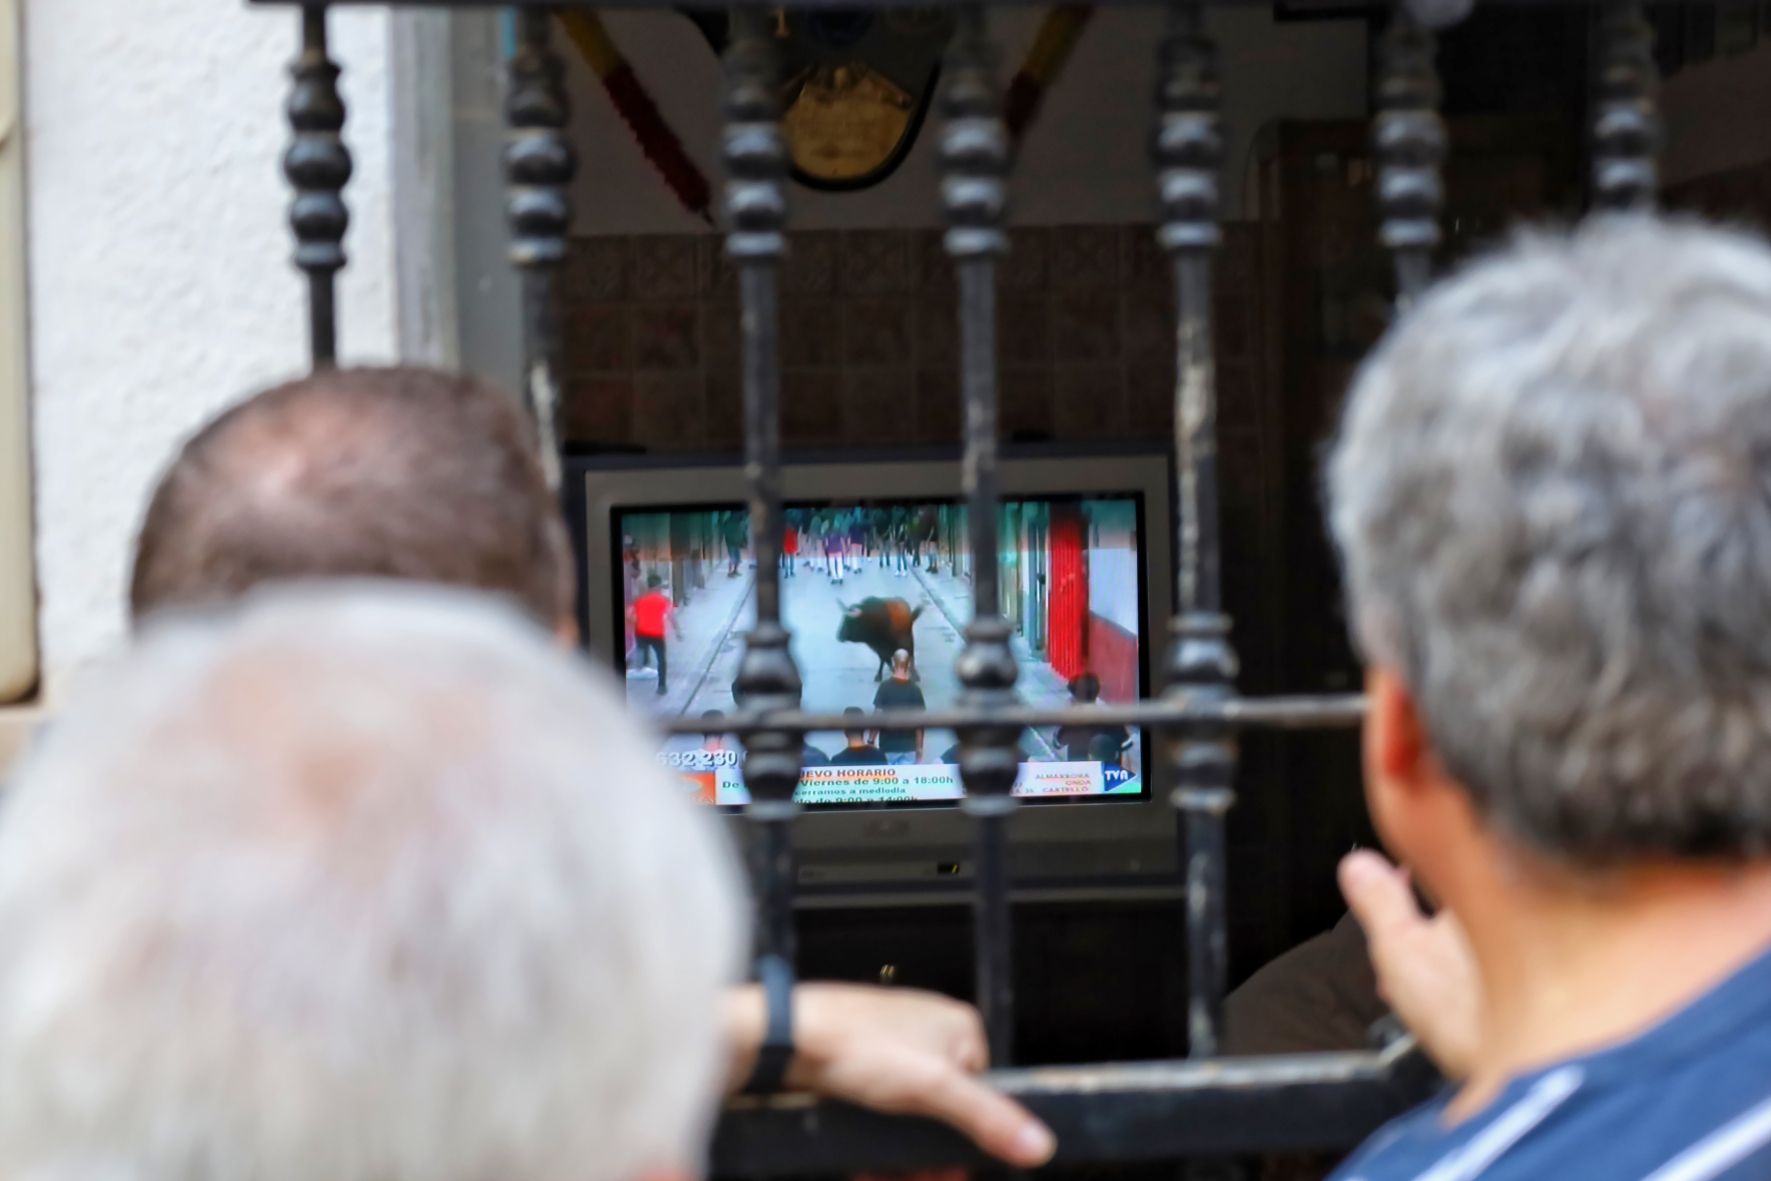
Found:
[687,8,955,191]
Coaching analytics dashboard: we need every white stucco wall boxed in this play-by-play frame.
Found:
[23,0,398,690]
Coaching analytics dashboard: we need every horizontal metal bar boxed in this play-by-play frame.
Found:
[252,0,1600,7]
[660,693,1366,736]
[712,1039,1438,1176]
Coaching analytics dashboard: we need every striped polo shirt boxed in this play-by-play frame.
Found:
[1333,941,1771,1181]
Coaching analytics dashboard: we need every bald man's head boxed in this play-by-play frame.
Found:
[130,367,573,628]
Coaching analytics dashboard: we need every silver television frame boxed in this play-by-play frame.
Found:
[574,449,1182,904]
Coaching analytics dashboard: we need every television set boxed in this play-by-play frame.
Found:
[569,449,1182,902]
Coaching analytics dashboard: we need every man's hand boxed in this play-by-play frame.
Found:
[1339,850,1481,1080]
[725,982,1056,1168]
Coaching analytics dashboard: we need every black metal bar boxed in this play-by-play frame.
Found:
[284,4,351,367]
[504,9,576,491]
[1157,2,1223,620]
[723,7,804,971]
[713,1039,1440,1177]
[659,693,1369,738]
[940,5,1019,1067]
[1592,2,1660,212]
[250,0,1618,9]
[1154,1,1236,1063]
[1372,4,1445,306]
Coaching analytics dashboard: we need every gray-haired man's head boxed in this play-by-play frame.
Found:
[0,584,744,1181]
[1329,216,1771,866]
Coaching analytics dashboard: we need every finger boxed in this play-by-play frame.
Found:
[903,1068,1056,1168]
[1338,849,1424,940]
[950,1008,989,1073]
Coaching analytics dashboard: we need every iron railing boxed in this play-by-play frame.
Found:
[254,0,1662,1172]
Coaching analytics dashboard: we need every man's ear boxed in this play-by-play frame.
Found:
[1363,665,1437,862]
[1366,665,1429,785]
[554,615,581,648]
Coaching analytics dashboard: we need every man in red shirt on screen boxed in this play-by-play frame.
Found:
[628,573,681,696]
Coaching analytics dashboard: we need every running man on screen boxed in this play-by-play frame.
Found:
[847,512,868,574]
[722,511,747,577]
[889,506,912,576]
[824,518,846,583]
[627,573,682,695]
[872,649,926,765]
[782,517,798,579]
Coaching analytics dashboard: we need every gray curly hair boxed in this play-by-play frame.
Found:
[1329,215,1771,864]
[0,583,744,1181]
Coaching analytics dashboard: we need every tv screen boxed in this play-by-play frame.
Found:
[614,494,1149,809]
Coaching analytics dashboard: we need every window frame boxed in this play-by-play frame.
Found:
[0,0,40,716]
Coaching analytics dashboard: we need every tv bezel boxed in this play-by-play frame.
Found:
[567,446,1183,901]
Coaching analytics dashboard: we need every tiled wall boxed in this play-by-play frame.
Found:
[558,223,1264,453]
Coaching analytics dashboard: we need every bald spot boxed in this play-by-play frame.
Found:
[130,367,573,627]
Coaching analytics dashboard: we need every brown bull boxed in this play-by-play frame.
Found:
[837,597,924,682]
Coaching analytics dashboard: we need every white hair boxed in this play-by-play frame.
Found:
[0,583,746,1181]
[1329,215,1771,863]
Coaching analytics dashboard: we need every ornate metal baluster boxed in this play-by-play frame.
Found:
[943,6,1018,1065]
[284,4,351,368]
[1372,5,1445,306]
[1154,1,1235,1061]
[504,9,577,490]
[724,7,803,970]
[1592,3,1660,212]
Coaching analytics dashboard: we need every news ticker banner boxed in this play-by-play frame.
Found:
[665,754,1140,806]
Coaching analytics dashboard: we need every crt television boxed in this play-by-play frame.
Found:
[570,449,1181,903]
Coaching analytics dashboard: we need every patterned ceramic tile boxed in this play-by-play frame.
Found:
[565,304,631,374]
[915,296,957,369]
[1050,291,1122,362]
[782,298,844,368]
[633,374,705,448]
[704,301,740,372]
[1122,289,1175,364]
[915,229,956,295]
[841,229,913,295]
[785,231,840,296]
[698,234,739,296]
[1001,367,1054,440]
[704,372,742,450]
[1120,223,1167,289]
[1053,365,1128,439]
[1048,225,1121,288]
[844,369,917,443]
[844,298,913,366]
[1002,227,1050,291]
[633,304,702,371]
[998,295,1051,365]
[629,235,700,301]
[782,368,843,445]
[916,368,961,443]
[561,377,635,444]
[1127,363,1177,439]
[563,237,628,304]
